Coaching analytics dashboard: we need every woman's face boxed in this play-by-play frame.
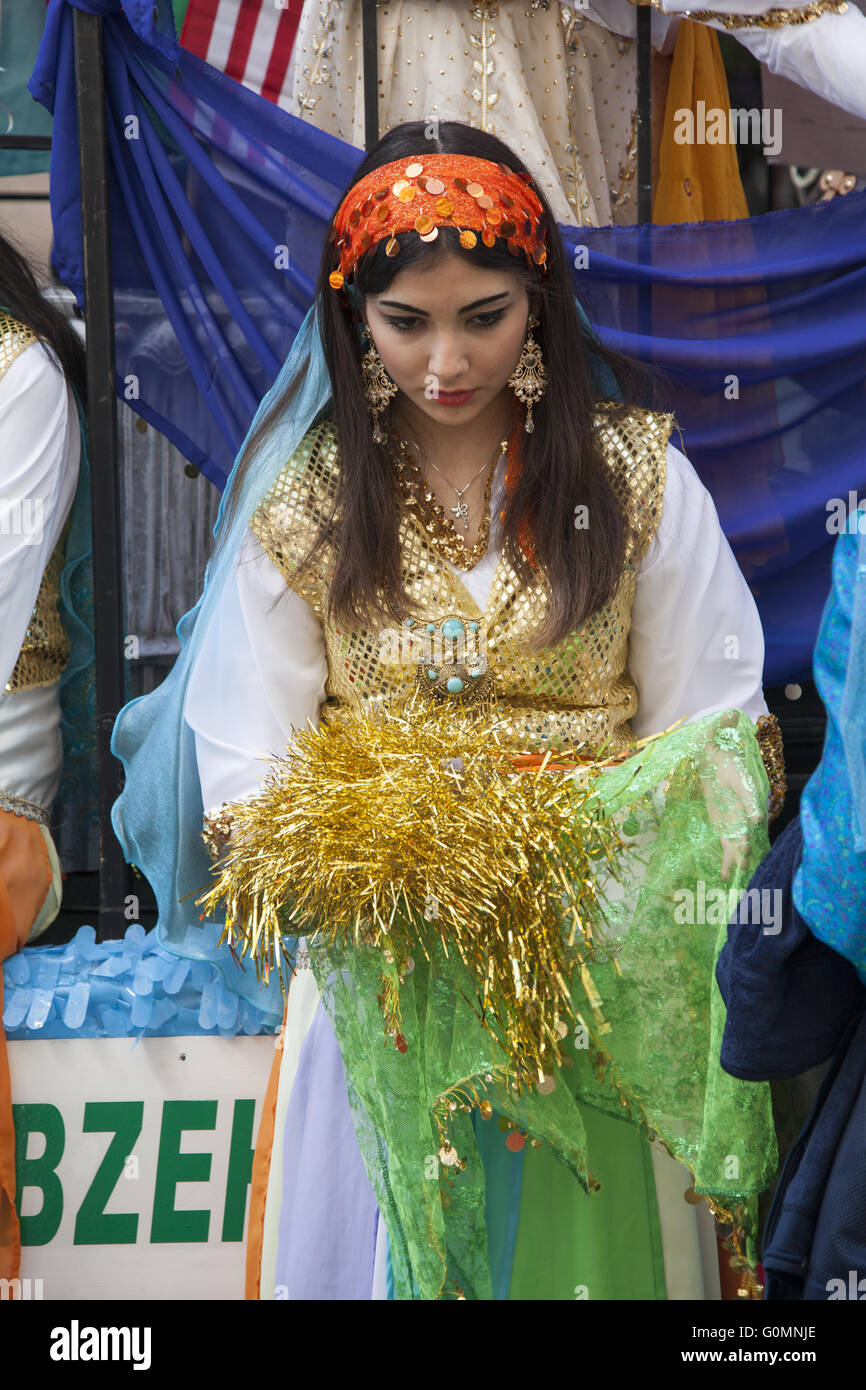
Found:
[364,249,531,427]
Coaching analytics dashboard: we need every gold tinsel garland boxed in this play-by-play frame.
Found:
[196,694,634,1089]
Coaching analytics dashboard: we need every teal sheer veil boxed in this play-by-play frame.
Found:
[110,294,621,1021]
[111,303,330,1021]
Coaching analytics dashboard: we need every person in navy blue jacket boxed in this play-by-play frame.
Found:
[717,515,866,1300]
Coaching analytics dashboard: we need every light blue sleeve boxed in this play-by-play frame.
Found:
[793,521,866,983]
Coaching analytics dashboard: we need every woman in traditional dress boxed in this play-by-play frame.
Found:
[111,118,784,1300]
[0,230,86,1287]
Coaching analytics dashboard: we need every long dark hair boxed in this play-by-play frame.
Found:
[0,226,87,404]
[232,121,672,647]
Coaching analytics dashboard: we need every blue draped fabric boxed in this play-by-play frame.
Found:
[571,211,866,685]
[29,0,866,685]
[30,0,358,491]
[55,390,98,872]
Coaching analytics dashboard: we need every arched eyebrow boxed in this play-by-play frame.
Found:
[377,291,510,315]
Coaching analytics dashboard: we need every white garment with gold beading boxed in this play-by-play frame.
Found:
[0,341,80,814]
[287,0,647,226]
[286,0,866,231]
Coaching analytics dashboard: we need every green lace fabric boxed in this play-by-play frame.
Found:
[307,708,779,1300]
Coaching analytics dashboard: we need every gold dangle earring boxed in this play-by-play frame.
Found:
[360,321,398,445]
[507,312,547,434]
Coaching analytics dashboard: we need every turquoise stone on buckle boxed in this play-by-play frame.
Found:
[414,615,494,706]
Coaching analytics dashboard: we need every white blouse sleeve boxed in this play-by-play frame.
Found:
[0,342,80,691]
[722,7,866,123]
[628,439,769,741]
[583,0,866,120]
[185,527,328,814]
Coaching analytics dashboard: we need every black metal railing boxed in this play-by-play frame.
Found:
[72,10,128,936]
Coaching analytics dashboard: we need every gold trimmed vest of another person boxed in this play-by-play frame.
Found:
[251,405,672,759]
[0,312,71,696]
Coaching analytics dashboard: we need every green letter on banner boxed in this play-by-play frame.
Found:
[74,1101,143,1245]
[222,1099,256,1241]
[151,1100,216,1243]
[13,1104,64,1246]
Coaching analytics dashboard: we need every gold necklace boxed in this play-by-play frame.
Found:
[389,431,506,570]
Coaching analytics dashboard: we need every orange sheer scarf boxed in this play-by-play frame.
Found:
[653,21,749,224]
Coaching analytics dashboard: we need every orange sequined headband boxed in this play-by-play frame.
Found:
[327,154,550,290]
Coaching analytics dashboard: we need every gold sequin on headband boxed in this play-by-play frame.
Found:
[328,153,550,290]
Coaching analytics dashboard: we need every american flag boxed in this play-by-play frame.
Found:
[180,0,304,107]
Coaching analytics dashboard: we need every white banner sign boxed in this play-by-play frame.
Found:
[8,1035,275,1301]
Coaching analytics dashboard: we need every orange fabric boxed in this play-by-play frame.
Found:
[653,21,749,225]
[0,808,52,1290]
[508,754,580,771]
[244,997,288,1300]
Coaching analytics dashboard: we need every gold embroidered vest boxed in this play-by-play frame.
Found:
[250,405,670,756]
[251,402,673,756]
[1,312,71,695]
[250,405,670,750]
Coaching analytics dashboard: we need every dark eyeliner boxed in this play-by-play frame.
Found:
[384,308,506,332]
[472,309,506,327]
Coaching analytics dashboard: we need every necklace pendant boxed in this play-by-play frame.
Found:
[451,500,469,521]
